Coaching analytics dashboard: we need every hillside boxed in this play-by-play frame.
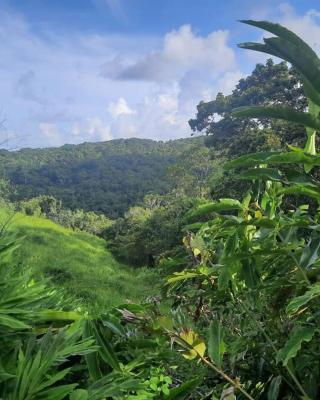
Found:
[0,137,205,217]
[0,208,157,310]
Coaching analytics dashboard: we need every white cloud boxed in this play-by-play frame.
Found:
[0,7,156,147]
[103,25,236,82]
[71,117,113,143]
[107,87,188,141]
[101,24,240,141]
[107,97,136,118]
[12,4,320,147]
[0,6,243,147]
[39,123,61,146]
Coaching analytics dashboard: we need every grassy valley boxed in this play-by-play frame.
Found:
[0,208,157,310]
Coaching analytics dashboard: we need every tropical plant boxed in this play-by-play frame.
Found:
[159,20,320,399]
[0,229,201,399]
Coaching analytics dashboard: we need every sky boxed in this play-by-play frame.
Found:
[1,0,320,148]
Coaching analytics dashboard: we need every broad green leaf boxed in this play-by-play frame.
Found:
[284,170,317,187]
[232,106,320,131]
[280,185,320,201]
[167,271,200,284]
[268,376,282,400]
[300,231,320,269]
[36,368,71,392]
[152,316,174,331]
[305,99,320,168]
[305,127,317,172]
[218,265,233,290]
[101,313,125,337]
[0,364,16,383]
[264,36,320,98]
[185,199,243,220]
[276,325,317,365]
[302,77,320,107]
[208,320,225,368]
[92,322,120,371]
[239,20,313,52]
[286,283,320,314]
[37,310,81,322]
[0,313,31,330]
[88,375,143,399]
[239,20,320,100]
[70,389,89,400]
[37,384,77,400]
[241,259,260,288]
[225,151,320,170]
[305,128,317,156]
[238,168,283,181]
[82,321,102,381]
[221,233,238,259]
[224,151,281,170]
[182,222,205,232]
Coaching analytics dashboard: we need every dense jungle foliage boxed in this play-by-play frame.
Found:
[1,19,320,400]
[0,137,206,218]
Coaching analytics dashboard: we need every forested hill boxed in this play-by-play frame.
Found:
[0,137,205,217]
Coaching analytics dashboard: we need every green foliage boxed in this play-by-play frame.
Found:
[4,15,320,400]
[17,195,112,235]
[208,320,225,369]
[0,230,201,399]
[158,19,320,399]
[105,193,196,266]
[0,137,206,218]
[276,325,318,366]
[188,57,311,202]
[189,59,307,153]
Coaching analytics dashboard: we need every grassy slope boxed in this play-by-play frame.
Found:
[1,208,158,311]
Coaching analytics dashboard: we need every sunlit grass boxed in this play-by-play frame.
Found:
[0,208,158,311]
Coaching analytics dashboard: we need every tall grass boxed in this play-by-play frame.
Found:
[0,208,158,311]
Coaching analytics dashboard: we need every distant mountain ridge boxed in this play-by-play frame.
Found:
[0,136,205,217]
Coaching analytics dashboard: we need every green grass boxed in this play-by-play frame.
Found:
[0,208,158,311]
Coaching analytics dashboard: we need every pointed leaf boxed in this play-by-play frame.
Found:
[286,283,320,314]
[232,106,320,131]
[267,376,282,400]
[208,320,225,368]
[300,231,320,269]
[276,325,317,365]
[70,389,89,400]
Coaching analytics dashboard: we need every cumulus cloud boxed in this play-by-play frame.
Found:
[0,6,154,147]
[108,86,196,141]
[0,6,242,147]
[102,25,236,82]
[4,2,320,148]
[107,97,136,118]
[71,117,113,143]
[101,24,240,141]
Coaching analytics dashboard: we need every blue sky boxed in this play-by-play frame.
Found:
[1,0,320,148]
